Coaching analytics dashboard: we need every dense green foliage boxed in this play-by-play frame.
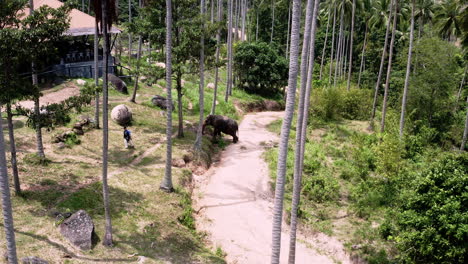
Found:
[233,42,288,96]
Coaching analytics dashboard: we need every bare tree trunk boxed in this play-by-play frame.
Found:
[94,17,100,129]
[0,107,18,264]
[357,23,368,88]
[241,0,246,41]
[177,76,184,138]
[256,7,259,41]
[399,0,415,138]
[211,0,214,22]
[101,0,113,247]
[461,96,468,151]
[380,0,398,133]
[6,104,20,195]
[334,7,344,88]
[319,10,331,80]
[211,0,222,115]
[234,0,239,41]
[225,0,234,102]
[288,1,319,262]
[271,0,301,262]
[128,0,133,57]
[286,1,291,59]
[130,35,143,103]
[195,0,206,151]
[454,66,467,111]
[328,7,337,86]
[161,0,174,192]
[346,0,356,91]
[370,0,393,128]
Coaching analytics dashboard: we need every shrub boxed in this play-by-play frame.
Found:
[394,154,468,264]
[233,42,288,97]
[302,168,340,203]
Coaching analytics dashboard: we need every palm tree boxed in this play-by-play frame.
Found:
[435,0,461,41]
[161,0,174,192]
[399,0,415,138]
[270,0,275,43]
[29,0,46,159]
[271,0,301,262]
[130,0,144,103]
[93,0,116,246]
[461,96,468,151]
[319,8,331,80]
[225,0,233,102]
[415,0,434,38]
[6,103,21,195]
[370,0,393,128]
[328,5,337,86]
[195,0,206,152]
[357,22,368,88]
[289,2,320,262]
[346,0,356,91]
[0,107,18,263]
[241,0,247,41]
[128,0,133,57]
[380,0,398,133]
[94,13,100,129]
[211,0,222,115]
[286,1,291,59]
[333,6,344,88]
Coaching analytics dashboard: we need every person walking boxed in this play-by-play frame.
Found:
[123,126,134,148]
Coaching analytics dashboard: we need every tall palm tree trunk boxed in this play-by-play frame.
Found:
[380,0,398,133]
[234,0,239,41]
[319,10,331,80]
[101,0,113,247]
[94,17,100,129]
[454,66,467,111]
[346,0,356,91]
[6,104,20,195]
[399,0,415,138]
[286,1,291,59]
[0,107,18,264]
[271,0,301,262]
[161,0,174,192]
[211,0,222,115]
[289,2,320,262]
[176,75,184,138]
[130,35,143,103]
[128,0,132,57]
[256,7,259,41]
[334,8,344,88]
[461,96,468,151]
[370,0,393,128]
[225,0,233,102]
[195,0,206,151]
[328,7,337,86]
[357,23,368,88]
[241,0,246,41]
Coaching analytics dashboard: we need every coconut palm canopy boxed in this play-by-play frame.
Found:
[21,0,120,36]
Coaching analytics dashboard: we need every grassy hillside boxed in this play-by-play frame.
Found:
[0,67,264,263]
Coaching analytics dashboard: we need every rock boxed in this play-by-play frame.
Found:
[151,95,173,110]
[21,256,49,264]
[73,127,84,135]
[56,142,66,149]
[108,74,128,94]
[207,83,215,89]
[59,210,95,251]
[111,104,133,126]
[172,159,186,168]
[263,100,283,111]
[76,79,86,86]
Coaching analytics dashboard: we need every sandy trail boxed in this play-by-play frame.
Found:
[194,111,350,264]
[17,85,80,109]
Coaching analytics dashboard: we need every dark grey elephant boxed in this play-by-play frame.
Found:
[202,115,239,143]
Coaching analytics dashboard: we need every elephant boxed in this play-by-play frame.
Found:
[202,115,239,143]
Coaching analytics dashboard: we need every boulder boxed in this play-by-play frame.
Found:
[172,159,186,168]
[155,62,166,69]
[21,257,49,264]
[76,79,86,86]
[111,104,133,126]
[59,210,95,251]
[151,95,173,110]
[264,100,283,111]
[207,83,215,89]
[73,127,84,135]
[56,142,66,149]
[108,74,128,94]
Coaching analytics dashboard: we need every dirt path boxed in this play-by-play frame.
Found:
[17,84,80,109]
[194,111,351,264]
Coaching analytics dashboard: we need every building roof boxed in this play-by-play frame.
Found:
[27,0,120,36]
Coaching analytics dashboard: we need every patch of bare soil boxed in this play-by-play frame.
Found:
[17,83,81,109]
[193,111,352,264]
